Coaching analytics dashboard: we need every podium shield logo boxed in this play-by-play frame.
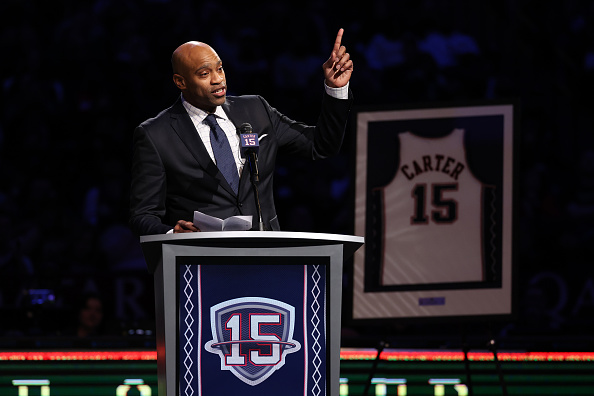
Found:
[204,297,301,386]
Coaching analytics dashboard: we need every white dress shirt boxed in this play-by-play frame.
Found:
[182,98,245,176]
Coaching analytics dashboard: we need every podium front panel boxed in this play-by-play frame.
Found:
[158,244,344,396]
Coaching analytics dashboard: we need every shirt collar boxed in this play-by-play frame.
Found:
[181,94,228,122]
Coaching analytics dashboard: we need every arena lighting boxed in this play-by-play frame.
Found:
[2,349,594,362]
[340,349,594,362]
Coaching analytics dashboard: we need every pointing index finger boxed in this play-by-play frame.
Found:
[333,28,344,56]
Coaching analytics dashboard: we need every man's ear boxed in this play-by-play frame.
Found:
[173,74,185,90]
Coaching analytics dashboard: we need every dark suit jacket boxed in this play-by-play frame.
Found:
[129,91,353,236]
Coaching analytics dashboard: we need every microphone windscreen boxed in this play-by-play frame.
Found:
[239,123,253,134]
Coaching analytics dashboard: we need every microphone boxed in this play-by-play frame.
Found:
[237,123,265,230]
[238,123,259,182]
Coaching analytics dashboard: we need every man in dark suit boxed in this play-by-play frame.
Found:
[129,29,353,236]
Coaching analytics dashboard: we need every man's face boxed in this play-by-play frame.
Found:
[175,44,227,112]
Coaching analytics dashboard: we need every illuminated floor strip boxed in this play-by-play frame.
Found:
[2,349,594,362]
[339,349,594,362]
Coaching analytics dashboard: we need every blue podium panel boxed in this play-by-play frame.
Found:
[179,259,328,396]
[153,242,345,396]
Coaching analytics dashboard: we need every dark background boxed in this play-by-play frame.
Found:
[1,0,593,351]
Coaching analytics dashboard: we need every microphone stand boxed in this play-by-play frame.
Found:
[246,152,265,231]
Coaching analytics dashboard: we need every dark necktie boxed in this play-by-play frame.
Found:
[204,114,239,194]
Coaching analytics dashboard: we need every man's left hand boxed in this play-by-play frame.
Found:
[173,220,200,233]
[323,28,353,88]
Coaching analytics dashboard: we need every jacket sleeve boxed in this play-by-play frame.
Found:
[270,90,354,159]
[129,124,173,236]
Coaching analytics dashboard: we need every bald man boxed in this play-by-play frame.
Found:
[129,29,353,236]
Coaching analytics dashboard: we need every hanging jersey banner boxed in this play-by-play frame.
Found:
[352,103,516,321]
[379,129,488,286]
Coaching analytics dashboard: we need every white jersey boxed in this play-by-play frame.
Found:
[380,129,485,286]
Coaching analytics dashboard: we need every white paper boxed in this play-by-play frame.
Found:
[193,211,252,232]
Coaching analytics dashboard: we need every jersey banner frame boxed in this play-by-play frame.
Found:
[350,102,518,321]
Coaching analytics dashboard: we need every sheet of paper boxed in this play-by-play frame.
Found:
[193,211,252,232]
[222,216,253,231]
[193,211,223,232]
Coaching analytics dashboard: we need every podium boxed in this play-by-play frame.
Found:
[140,231,364,396]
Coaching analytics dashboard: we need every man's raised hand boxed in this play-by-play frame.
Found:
[323,28,353,88]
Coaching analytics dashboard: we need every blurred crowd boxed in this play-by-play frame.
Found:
[1,0,594,345]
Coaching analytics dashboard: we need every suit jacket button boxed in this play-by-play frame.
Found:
[238,202,243,207]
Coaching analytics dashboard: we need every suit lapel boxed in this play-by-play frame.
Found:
[221,99,252,194]
[169,98,237,196]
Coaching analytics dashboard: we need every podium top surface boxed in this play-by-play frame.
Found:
[140,231,364,273]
